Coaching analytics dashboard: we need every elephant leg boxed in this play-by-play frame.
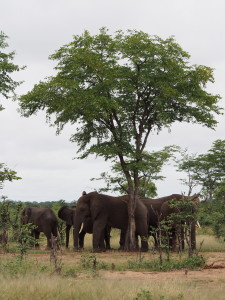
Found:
[140,236,148,252]
[33,230,40,249]
[118,229,126,250]
[79,230,86,249]
[92,220,107,252]
[66,224,71,248]
[45,230,53,249]
[104,226,111,250]
[99,231,106,251]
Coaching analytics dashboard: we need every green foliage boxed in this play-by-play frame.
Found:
[167,197,197,225]
[176,140,225,200]
[0,197,24,252]
[17,223,37,259]
[0,163,21,190]
[210,181,225,238]
[197,202,213,226]
[133,289,153,300]
[133,289,184,300]
[62,267,77,278]
[0,31,23,109]
[127,254,205,271]
[0,197,24,244]
[80,253,108,270]
[0,256,50,278]
[92,146,177,197]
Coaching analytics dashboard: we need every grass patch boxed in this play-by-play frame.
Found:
[127,254,205,272]
[1,274,225,300]
[196,234,225,252]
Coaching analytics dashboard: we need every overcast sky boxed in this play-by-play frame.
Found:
[0,0,224,202]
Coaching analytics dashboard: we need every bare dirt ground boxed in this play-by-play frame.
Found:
[1,248,225,287]
[99,252,225,286]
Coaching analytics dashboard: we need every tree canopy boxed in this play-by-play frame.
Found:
[0,32,22,191]
[92,146,177,197]
[0,163,21,190]
[0,31,22,110]
[176,140,225,201]
[19,28,221,193]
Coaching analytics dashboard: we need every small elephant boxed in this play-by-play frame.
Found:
[74,192,149,252]
[21,206,58,249]
[58,205,111,250]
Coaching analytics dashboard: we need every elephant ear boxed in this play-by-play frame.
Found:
[58,206,74,225]
[90,193,106,221]
[21,207,31,224]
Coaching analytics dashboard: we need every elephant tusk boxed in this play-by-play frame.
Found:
[196,221,201,228]
[79,223,84,234]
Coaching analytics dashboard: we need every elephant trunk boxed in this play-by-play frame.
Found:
[73,209,81,249]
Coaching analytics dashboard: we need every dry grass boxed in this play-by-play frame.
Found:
[196,234,225,252]
[1,231,225,300]
[1,272,225,300]
[77,229,225,252]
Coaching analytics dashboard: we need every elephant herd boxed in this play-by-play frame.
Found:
[20,192,199,252]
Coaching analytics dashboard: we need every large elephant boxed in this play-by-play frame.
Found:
[58,205,111,249]
[21,207,58,249]
[74,192,149,252]
[159,194,199,251]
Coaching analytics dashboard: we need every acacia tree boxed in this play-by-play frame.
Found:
[0,31,22,190]
[18,28,221,250]
[176,140,225,201]
[175,148,199,196]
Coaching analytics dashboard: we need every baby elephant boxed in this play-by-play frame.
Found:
[21,206,59,249]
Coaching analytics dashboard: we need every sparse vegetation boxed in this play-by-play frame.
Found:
[0,230,225,299]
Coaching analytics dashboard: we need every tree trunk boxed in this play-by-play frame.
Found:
[125,192,137,251]
[190,221,196,251]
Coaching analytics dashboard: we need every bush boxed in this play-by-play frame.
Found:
[127,254,205,272]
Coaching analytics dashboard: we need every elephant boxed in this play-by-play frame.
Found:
[58,206,76,248]
[140,195,177,246]
[21,207,59,249]
[58,205,111,249]
[140,194,199,251]
[74,191,149,252]
[159,194,199,251]
[140,194,188,232]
